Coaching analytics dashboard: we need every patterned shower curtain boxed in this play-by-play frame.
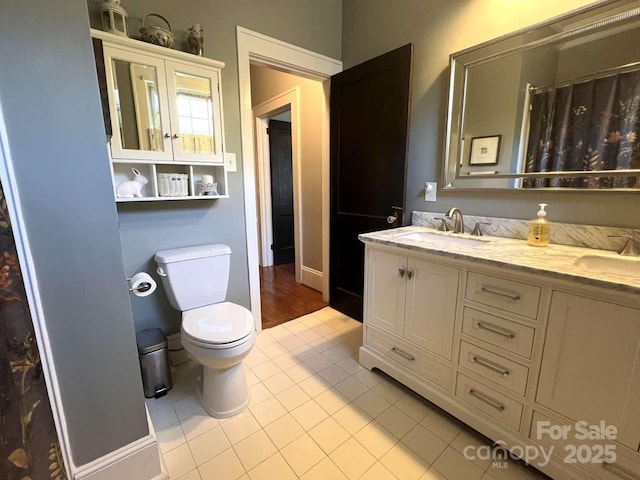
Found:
[523,70,640,188]
[0,185,67,479]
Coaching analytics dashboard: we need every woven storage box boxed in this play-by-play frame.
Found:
[157,173,188,197]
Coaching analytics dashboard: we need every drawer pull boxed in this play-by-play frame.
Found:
[391,346,415,362]
[474,321,516,340]
[479,286,521,301]
[471,355,510,377]
[468,388,505,411]
[602,462,640,480]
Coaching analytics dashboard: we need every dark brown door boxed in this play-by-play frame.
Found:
[330,44,413,320]
[269,119,295,265]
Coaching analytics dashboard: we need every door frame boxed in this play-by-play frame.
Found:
[253,89,300,275]
[237,27,342,328]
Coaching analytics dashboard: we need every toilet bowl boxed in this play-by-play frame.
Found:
[155,244,256,418]
[180,302,255,417]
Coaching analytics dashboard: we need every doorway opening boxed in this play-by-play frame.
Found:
[237,27,342,331]
[250,66,326,329]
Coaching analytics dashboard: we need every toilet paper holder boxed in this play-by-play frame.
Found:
[129,281,153,294]
[127,272,157,297]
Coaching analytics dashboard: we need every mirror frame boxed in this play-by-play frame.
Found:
[443,0,640,191]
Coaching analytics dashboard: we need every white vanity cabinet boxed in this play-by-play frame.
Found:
[366,249,459,359]
[92,29,229,201]
[359,238,640,480]
[364,248,458,390]
[536,292,640,451]
[453,270,540,434]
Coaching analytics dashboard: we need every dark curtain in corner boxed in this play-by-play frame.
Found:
[524,70,640,188]
[0,184,67,479]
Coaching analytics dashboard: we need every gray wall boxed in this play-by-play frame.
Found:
[250,65,325,273]
[460,55,521,187]
[342,0,640,228]
[0,0,148,467]
[87,0,342,335]
[556,28,640,81]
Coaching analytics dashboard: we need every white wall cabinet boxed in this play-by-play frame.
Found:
[92,29,229,202]
[360,241,640,480]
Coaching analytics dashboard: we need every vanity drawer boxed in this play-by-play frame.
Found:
[461,307,535,359]
[455,373,523,431]
[366,327,451,391]
[465,271,541,319]
[458,341,529,395]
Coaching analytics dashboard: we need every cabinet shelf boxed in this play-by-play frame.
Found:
[111,161,227,201]
[116,195,229,203]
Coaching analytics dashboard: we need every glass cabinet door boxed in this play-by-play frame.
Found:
[103,47,173,161]
[165,61,224,163]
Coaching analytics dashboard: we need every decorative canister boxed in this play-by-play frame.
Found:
[139,13,175,48]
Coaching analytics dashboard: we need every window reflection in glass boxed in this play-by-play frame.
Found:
[174,72,214,154]
[111,59,163,151]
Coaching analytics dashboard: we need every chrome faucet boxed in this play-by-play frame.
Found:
[446,207,464,234]
[608,235,638,256]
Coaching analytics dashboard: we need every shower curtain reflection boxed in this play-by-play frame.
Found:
[524,70,640,188]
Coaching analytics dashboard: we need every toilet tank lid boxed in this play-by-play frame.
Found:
[155,244,231,264]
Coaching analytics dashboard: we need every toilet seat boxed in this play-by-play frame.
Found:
[182,302,255,350]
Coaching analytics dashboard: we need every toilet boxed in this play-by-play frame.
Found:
[154,244,256,418]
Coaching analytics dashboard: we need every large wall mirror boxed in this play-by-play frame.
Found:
[444,0,640,190]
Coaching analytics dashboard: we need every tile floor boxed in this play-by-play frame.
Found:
[147,307,549,480]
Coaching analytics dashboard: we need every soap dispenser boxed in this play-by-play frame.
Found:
[527,203,550,247]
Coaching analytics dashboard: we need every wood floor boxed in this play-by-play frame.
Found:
[260,262,326,329]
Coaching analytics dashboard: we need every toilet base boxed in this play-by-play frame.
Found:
[195,363,250,418]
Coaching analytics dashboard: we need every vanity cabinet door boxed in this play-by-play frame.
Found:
[164,61,224,163]
[103,46,173,161]
[365,250,407,335]
[404,259,459,359]
[537,292,640,450]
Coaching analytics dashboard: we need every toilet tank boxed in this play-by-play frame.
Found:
[154,244,231,311]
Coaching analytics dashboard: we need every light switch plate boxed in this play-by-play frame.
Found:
[224,153,237,172]
[425,182,437,202]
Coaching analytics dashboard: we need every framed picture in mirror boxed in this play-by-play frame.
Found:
[469,135,500,166]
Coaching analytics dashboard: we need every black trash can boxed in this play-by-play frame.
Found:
[136,328,172,398]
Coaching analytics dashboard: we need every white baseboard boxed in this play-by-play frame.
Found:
[167,332,190,366]
[74,435,166,480]
[301,266,323,292]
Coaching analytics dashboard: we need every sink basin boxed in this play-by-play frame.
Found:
[574,255,640,277]
[396,231,488,247]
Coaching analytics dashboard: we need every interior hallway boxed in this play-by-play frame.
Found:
[259,263,327,329]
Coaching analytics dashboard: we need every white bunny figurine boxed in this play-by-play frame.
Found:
[116,168,148,198]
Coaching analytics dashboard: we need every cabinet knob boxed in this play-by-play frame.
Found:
[172,134,180,139]
[164,133,171,138]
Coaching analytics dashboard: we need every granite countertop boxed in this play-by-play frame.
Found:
[359,226,640,296]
